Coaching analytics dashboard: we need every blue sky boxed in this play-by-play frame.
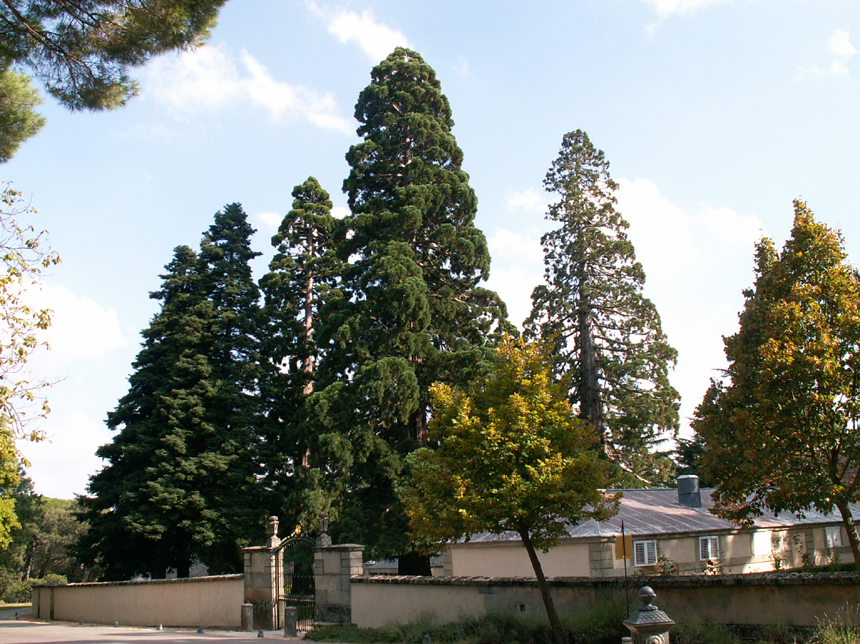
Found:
[6,0,859,499]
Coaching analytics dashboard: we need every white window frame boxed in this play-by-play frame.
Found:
[698,536,720,561]
[633,539,657,566]
[825,526,843,549]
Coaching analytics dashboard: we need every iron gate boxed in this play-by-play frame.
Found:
[280,533,316,631]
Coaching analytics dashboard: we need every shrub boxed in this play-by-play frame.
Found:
[814,606,860,644]
[0,573,68,604]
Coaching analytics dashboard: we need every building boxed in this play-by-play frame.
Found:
[443,476,858,578]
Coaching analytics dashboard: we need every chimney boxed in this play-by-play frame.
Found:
[677,475,701,508]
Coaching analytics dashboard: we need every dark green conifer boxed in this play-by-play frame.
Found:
[258,178,340,524]
[526,130,679,486]
[78,204,265,579]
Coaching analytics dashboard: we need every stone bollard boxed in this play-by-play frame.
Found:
[623,586,676,644]
[241,603,254,631]
[283,606,298,638]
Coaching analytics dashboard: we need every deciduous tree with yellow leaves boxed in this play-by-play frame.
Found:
[401,337,618,644]
[694,200,860,573]
[0,184,59,547]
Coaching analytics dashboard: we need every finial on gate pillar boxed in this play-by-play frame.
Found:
[267,516,281,548]
[317,511,332,547]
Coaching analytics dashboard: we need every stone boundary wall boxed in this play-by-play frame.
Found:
[32,574,244,628]
[350,572,860,629]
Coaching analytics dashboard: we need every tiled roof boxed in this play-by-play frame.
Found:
[461,488,860,544]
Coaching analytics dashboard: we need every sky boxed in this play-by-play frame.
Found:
[5,0,860,499]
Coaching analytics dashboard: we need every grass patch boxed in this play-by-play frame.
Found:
[307,596,628,644]
[814,605,860,644]
[307,601,833,644]
[0,602,32,610]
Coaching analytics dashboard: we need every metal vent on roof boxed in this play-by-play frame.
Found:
[677,475,702,508]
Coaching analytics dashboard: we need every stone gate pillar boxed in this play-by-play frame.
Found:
[243,516,284,631]
[313,543,364,624]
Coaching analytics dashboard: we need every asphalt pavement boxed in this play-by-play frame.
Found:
[0,614,300,643]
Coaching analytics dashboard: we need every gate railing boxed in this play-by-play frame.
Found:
[278,532,316,631]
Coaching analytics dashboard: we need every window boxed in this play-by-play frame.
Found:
[825,526,843,549]
[699,536,719,561]
[633,540,657,566]
[752,531,772,556]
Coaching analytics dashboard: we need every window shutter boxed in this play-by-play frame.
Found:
[646,540,657,565]
[634,541,646,566]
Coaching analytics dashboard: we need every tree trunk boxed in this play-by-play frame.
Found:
[519,528,567,644]
[301,272,314,468]
[409,404,429,446]
[835,499,860,574]
[20,537,36,581]
[577,301,603,448]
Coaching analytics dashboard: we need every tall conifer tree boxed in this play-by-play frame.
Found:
[258,178,340,523]
[526,130,679,485]
[315,48,509,567]
[78,204,265,579]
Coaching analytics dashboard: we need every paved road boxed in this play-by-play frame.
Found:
[0,617,299,643]
[0,607,31,620]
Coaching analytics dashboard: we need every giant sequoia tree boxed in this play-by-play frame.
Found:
[78,204,264,579]
[693,201,860,572]
[313,48,510,566]
[526,130,679,485]
[258,177,340,523]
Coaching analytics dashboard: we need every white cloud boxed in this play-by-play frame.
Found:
[616,178,698,278]
[643,0,730,18]
[18,409,112,498]
[699,205,763,245]
[144,45,354,134]
[308,2,410,62]
[27,283,128,362]
[798,29,858,78]
[331,206,350,219]
[488,227,544,264]
[613,178,764,437]
[256,211,283,231]
[827,30,858,74]
[485,227,545,328]
[506,189,550,214]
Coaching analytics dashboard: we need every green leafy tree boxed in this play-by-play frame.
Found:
[402,337,619,644]
[314,48,510,568]
[693,200,860,572]
[525,130,679,485]
[79,204,265,579]
[258,177,340,524]
[0,0,228,160]
[0,468,44,584]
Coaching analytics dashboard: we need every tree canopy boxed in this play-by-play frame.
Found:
[526,130,679,485]
[402,337,618,644]
[693,200,860,572]
[0,0,228,161]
